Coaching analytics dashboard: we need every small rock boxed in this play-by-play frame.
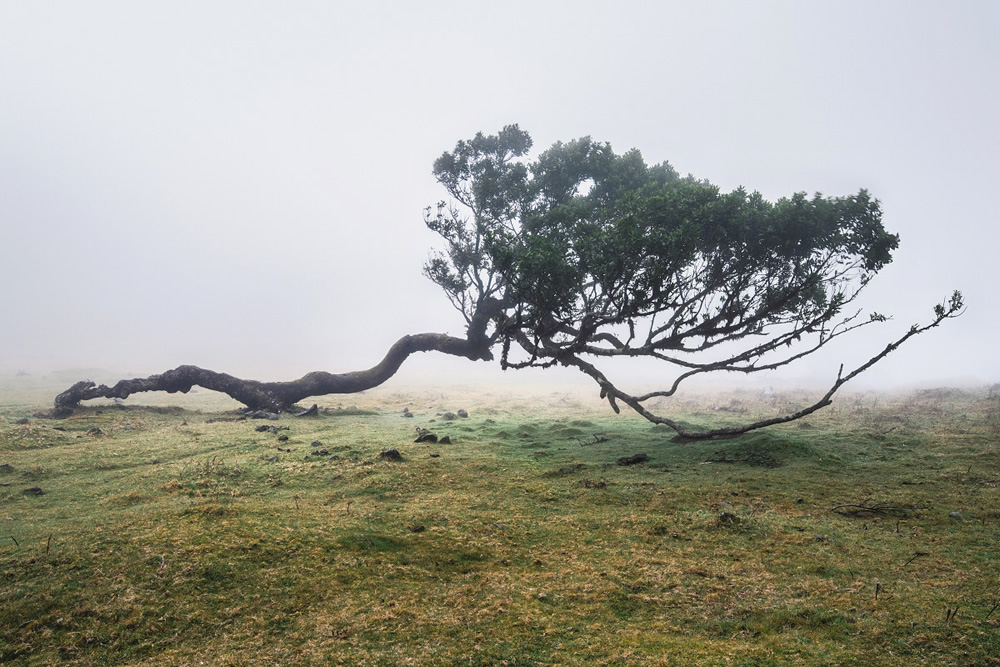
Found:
[0,463,14,473]
[311,449,329,456]
[429,452,440,458]
[277,435,289,442]
[403,412,414,418]
[328,455,339,460]
[415,428,438,443]
[409,525,426,533]
[14,418,29,425]
[22,487,45,496]
[380,448,403,461]
[796,498,804,504]
[86,427,103,436]
[311,440,323,447]
[293,404,319,417]
[457,409,469,418]
[559,466,575,475]
[255,425,277,433]
[617,453,649,466]
[439,435,452,445]
[441,412,457,421]
[277,447,291,453]
[266,455,279,463]
[949,511,965,521]
[124,424,134,430]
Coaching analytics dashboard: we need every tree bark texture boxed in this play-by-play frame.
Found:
[52,332,492,417]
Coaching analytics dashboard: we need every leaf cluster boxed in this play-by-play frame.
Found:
[426,126,897,367]
[424,126,957,438]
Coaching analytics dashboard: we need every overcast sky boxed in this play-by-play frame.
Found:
[0,0,996,392]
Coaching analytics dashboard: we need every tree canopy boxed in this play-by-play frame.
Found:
[423,125,962,438]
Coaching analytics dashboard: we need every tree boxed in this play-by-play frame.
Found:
[53,126,963,438]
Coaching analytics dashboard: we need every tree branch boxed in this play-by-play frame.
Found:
[572,292,964,440]
[53,324,501,418]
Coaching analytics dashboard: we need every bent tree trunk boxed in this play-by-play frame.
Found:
[52,332,492,418]
[51,293,963,441]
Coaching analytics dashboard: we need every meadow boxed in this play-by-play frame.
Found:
[1,373,998,665]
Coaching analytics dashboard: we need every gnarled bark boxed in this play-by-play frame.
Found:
[52,332,492,417]
[53,295,507,417]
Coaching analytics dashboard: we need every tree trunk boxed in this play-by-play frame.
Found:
[52,332,492,417]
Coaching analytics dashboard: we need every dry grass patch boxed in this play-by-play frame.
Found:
[1,384,999,664]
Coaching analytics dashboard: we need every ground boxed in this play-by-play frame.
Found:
[1,375,999,665]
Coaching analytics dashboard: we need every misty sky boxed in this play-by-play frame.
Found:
[1,1,997,392]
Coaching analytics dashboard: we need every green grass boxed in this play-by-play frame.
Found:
[1,380,999,665]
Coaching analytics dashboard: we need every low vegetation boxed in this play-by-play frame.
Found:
[2,378,999,665]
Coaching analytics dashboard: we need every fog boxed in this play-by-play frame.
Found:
[1,1,997,394]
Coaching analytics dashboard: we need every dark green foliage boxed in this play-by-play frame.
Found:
[427,125,898,363]
[425,126,961,437]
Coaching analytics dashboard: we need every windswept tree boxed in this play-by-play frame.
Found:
[54,125,963,438]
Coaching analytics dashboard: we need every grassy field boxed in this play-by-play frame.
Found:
[1,375,999,665]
